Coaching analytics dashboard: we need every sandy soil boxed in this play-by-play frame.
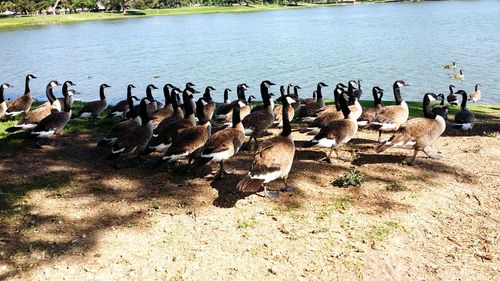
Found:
[0,116,499,281]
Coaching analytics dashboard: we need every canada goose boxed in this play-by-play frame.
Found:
[446,85,458,105]
[452,90,475,132]
[97,88,141,147]
[29,85,74,147]
[144,84,160,116]
[181,82,198,117]
[236,94,296,199]
[431,93,449,121]
[0,83,14,119]
[145,87,197,154]
[303,92,358,163]
[273,86,295,128]
[376,93,447,165]
[157,98,212,170]
[77,83,110,122]
[109,98,153,166]
[2,74,36,119]
[449,69,464,80]
[287,84,293,96]
[444,62,457,70]
[301,90,316,105]
[242,80,276,148]
[247,95,256,104]
[153,87,185,135]
[6,80,61,132]
[349,79,363,102]
[223,84,253,125]
[151,83,176,128]
[197,100,247,178]
[298,82,328,119]
[300,84,347,134]
[202,86,216,122]
[366,80,410,142]
[107,84,137,118]
[215,88,233,119]
[469,84,481,103]
[358,86,384,127]
[58,81,77,112]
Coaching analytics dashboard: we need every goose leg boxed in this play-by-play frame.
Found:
[281,177,295,192]
[214,161,228,179]
[404,150,419,166]
[335,148,350,162]
[378,131,383,143]
[321,148,334,164]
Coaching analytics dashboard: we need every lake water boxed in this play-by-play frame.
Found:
[1,0,499,104]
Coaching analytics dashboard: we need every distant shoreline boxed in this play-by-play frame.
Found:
[0,2,415,31]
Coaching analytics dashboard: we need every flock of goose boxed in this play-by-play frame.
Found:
[0,73,481,198]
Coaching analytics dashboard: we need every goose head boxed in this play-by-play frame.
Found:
[128,84,136,89]
[240,83,250,90]
[64,80,76,87]
[49,80,62,88]
[247,95,256,103]
[474,83,480,90]
[318,82,328,88]
[394,80,410,88]
[1,83,13,89]
[27,74,37,80]
[261,80,275,88]
[294,85,302,90]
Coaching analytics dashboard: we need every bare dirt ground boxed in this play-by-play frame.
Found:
[1,116,499,281]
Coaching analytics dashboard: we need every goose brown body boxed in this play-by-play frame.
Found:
[376,93,447,165]
[237,95,296,196]
[3,74,36,118]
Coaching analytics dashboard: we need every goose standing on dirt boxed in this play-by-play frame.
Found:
[367,80,410,142]
[0,83,14,119]
[469,84,481,103]
[181,82,198,117]
[58,81,77,112]
[151,84,176,127]
[197,100,247,178]
[298,82,328,119]
[242,80,276,148]
[202,86,216,122]
[444,62,458,70]
[431,93,448,121]
[77,83,110,122]
[29,85,74,148]
[107,84,136,118]
[303,92,358,163]
[236,93,296,199]
[109,98,153,166]
[452,90,475,132]
[215,88,233,120]
[358,86,384,127]
[273,85,295,128]
[97,86,140,147]
[2,74,36,119]
[300,84,347,134]
[145,87,196,154]
[146,84,162,111]
[157,98,212,170]
[446,85,458,105]
[449,69,464,80]
[376,93,447,165]
[6,81,61,132]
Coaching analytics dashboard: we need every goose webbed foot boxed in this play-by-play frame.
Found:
[423,150,442,160]
[403,150,419,166]
[264,186,279,199]
[214,169,228,179]
[320,157,332,164]
[281,178,295,192]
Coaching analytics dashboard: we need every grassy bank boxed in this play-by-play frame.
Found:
[0,4,319,30]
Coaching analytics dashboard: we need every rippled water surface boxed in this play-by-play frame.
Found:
[1,0,499,103]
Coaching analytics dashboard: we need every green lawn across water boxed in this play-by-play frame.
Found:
[0,4,320,30]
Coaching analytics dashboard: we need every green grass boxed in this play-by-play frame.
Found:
[333,170,365,188]
[385,181,408,192]
[0,4,320,30]
[238,216,257,229]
